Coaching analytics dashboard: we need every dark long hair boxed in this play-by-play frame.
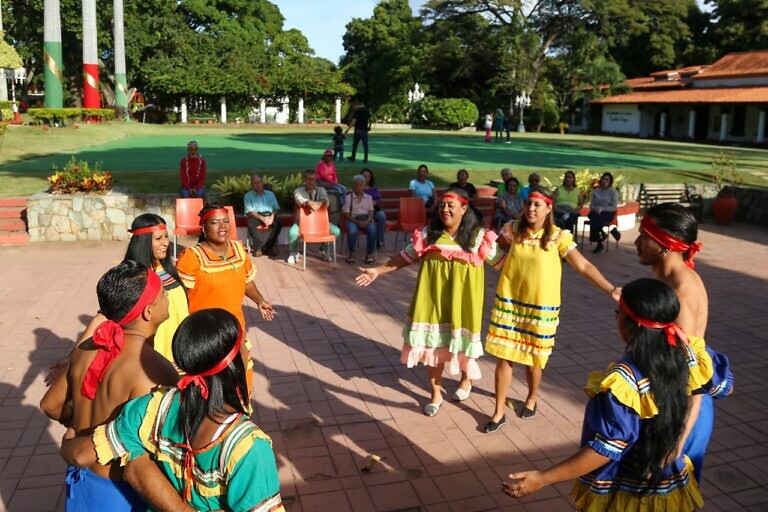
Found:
[620,278,688,486]
[361,167,375,187]
[173,309,248,440]
[197,201,227,243]
[96,260,151,321]
[125,213,183,288]
[426,187,479,252]
[515,185,556,249]
[647,202,698,259]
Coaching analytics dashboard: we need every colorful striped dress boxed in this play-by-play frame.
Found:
[93,387,284,512]
[573,353,705,511]
[400,228,504,379]
[485,222,575,368]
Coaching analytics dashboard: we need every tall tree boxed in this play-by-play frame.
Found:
[707,0,768,54]
[340,0,422,110]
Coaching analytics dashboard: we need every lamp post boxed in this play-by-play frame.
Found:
[515,92,531,132]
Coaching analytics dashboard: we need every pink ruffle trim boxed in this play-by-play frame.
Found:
[407,229,498,267]
[400,344,482,380]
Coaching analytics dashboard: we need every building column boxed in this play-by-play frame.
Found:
[757,110,767,144]
[44,0,64,108]
[220,97,227,124]
[687,109,696,139]
[335,97,341,124]
[180,97,187,124]
[659,112,667,138]
[298,97,304,124]
[259,98,266,123]
[720,113,728,142]
[113,0,128,112]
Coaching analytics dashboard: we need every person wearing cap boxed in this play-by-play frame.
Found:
[41,261,182,511]
[59,309,285,512]
[634,202,733,482]
[315,148,346,211]
[179,141,207,198]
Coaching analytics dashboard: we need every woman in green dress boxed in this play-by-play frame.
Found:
[356,188,504,417]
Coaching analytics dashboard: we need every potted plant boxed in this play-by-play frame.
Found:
[710,151,740,225]
[48,157,113,194]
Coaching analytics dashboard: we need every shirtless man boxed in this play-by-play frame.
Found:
[40,261,192,511]
[635,202,733,481]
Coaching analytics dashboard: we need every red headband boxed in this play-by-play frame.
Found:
[441,192,468,205]
[528,191,553,205]
[640,216,702,269]
[177,327,243,400]
[81,269,162,399]
[200,208,229,224]
[619,297,688,347]
[128,224,167,236]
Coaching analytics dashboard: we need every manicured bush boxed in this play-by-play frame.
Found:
[413,98,478,129]
[28,107,116,125]
[0,100,13,122]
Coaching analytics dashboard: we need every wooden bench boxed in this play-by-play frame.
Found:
[637,184,702,219]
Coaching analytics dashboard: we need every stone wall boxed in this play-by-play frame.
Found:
[27,188,178,242]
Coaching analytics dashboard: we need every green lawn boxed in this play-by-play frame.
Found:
[1,123,765,196]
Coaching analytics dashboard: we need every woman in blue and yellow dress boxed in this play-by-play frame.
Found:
[504,278,730,511]
[356,188,504,417]
[484,186,619,432]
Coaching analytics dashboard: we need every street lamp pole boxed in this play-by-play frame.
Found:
[515,92,531,132]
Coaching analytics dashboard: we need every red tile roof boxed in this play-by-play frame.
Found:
[693,51,768,80]
[592,87,768,104]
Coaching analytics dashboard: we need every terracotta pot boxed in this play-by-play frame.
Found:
[712,193,738,225]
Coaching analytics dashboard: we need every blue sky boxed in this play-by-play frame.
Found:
[272,0,427,64]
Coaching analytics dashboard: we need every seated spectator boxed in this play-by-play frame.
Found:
[520,172,541,201]
[286,169,341,265]
[409,164,437,215]
[449,169,478,201]
[179,141,206,198]
[588,171,620,253]
[315,149,346,210]
[244,174,281,257]
[495,168,513,196]
[362,168,387,249]
[493,177,524,230]
[553,170,584,234]
[61,309,284,512]
[343,175,376,265]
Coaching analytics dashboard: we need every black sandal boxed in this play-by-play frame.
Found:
[520,403,537,419]
[483,415,506,433]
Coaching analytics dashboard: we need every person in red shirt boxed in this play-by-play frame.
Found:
[179,141,207,198]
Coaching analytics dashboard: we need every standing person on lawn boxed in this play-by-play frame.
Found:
[356,188,504,417]
[635,202,733,482]
[176,203,276,398]
[484,186,619,432]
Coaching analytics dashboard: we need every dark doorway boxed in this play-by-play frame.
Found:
[694,106,709,139]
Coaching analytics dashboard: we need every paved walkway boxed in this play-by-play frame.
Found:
[0,222,766,511]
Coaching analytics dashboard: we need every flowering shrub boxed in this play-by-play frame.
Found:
[48,157,113,194]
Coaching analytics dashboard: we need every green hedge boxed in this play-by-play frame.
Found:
[27,108,116,124]
[413,97,478,129]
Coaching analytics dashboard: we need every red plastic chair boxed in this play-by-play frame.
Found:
[395,197,427,249]
[224,205,240,242]
[173,198,204,258]
[298,204,337,270]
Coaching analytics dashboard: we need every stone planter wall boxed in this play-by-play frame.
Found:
[27,188,178,242]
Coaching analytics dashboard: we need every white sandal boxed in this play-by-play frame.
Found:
[452,385,472,402]
[423,401,443,417]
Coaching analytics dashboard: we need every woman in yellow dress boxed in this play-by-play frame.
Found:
[484,187,619,432]
[357,188,504,417]
[77,214,189,365]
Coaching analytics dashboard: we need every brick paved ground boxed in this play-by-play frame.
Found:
[0,222,766,511]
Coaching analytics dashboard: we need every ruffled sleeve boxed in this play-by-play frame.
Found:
[175,246,201,289]
[684,336,715,396]
[583,391,640,461]
[556,228,576,258]
[400,228,428,263]
[584,361,659,419]
[479,229,504,268]
[693,339,733,399]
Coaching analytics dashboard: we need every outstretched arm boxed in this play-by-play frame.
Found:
[355,253,411,286]
[245,281,275,320]
[503,446,609,498]
[565,248,620,301]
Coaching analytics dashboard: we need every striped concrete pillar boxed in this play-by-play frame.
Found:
[113,0,128,110]
[82,0,100,108]
[43,0,64,108]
